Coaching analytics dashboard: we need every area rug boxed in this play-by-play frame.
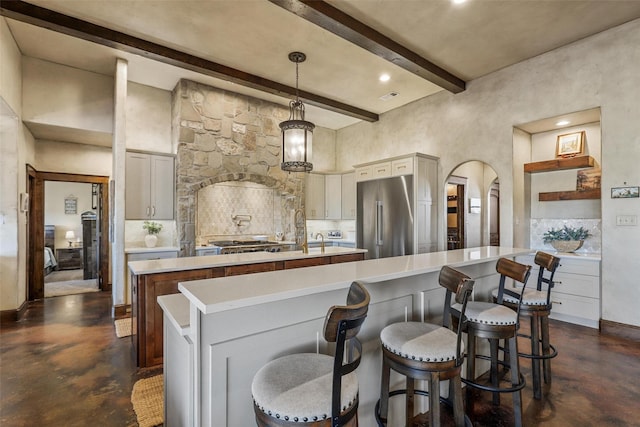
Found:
[44,278,99,297]
[115,317,132,338]
[131,375,164,427]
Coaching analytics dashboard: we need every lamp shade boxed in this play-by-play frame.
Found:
[280,116,314,172]
[65,230,76,240]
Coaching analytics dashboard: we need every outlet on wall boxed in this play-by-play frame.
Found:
[616,215,637,226]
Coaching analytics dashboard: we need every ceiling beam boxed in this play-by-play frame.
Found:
[268,0,466,94]
[0,0,379,122]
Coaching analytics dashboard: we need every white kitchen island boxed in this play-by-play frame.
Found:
[160,246,533,426]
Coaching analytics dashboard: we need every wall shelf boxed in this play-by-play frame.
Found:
[539,189,601,201]
[524,156,596,173]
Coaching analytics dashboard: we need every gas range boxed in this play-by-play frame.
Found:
[205,239,284,254]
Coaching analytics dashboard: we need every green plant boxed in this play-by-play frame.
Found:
[143,221,163,235]
[543,225,591,243]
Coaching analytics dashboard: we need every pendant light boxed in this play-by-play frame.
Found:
[280,52,314,172]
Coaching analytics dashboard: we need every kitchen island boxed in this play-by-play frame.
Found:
[129,247,367,367]
[160,246,533,426]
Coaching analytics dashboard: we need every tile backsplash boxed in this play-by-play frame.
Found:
[530,218,601,253]
[197,181,278,242]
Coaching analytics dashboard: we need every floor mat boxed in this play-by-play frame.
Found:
[131,375,164,427]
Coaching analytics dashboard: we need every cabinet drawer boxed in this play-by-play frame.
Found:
[549,292,600,321]
[392,158,413,176]
[225,262,276,276]
[355,166,374,181]
[128,251,178,262]
[556,258,600,276]
[553,272,599,298]
[372,162,392,179]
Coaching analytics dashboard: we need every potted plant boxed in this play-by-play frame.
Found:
[143,221,163,248]
[543,225,591,252]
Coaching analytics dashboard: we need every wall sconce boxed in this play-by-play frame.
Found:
[65,230,76,247]
[469,198,481,214]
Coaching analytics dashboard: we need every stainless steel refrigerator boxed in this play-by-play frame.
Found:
[357,175,414,259]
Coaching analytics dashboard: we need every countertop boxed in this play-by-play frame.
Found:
[125,246,180,254]
[128,246,367,275]
[179,246,534,315]
[522,251,601,261]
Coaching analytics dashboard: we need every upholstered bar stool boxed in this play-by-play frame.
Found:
[462,258,531,427]
[375,266,475,427]
[251,281,370,427]
[492,251,561,399]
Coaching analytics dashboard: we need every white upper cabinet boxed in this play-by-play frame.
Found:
[341,172,356,220]
[126,152,175,220]
[325,174,342,220]
[306,173,345,220]
[305,173,325,219]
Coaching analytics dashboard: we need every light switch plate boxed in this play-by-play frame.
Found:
[616,215,637,226]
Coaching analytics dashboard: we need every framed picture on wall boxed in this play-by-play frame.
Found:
[556,131,585,158]
[64,196,77,214]
[611,186,639,199]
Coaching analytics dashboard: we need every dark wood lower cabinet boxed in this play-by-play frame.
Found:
[132,252,364,368]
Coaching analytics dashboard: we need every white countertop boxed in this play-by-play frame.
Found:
[128,246,367,275]
[125,246,180,254]
[521,250,601,261]
[179,246,534,315]
[157,293,191,336]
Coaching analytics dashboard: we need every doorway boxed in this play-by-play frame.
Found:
[446,178,466,250]
[489,180,500,246]
[27,167,110,301]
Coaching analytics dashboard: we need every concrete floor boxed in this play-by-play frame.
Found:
[1,291,639,426]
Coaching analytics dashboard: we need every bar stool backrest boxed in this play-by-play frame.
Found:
[323,281,370,426]
[494,258,532,321]
[534,252,561,304]
[441,266,475,365]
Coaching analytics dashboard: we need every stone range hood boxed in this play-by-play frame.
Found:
[173,79,305,256]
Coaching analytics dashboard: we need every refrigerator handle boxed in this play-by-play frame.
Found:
[376,201,383,246]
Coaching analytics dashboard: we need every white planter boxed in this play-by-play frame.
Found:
[145,234,158,248]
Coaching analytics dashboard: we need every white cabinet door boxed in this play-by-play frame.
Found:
[150,155,175,220]
[325,174,342,219]
[125,152,152,219]
[341,172,356,220]
[305,173,325,219]
[126,152,174,220]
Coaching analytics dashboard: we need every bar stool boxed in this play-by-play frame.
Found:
[462,258,531,427]
[251,281,370,427]
[492,251,561,399]
[375,266,475,427]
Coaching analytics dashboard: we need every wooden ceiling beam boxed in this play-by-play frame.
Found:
[0,0,379,122]
[268,0,466,94]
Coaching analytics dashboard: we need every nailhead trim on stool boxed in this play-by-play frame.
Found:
[251,353,358,423]
[381,322,460,362]
[491,288,548,305]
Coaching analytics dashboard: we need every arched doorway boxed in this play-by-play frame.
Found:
[445,161,498,249]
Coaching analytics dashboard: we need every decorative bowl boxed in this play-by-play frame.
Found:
[551,240,583,253]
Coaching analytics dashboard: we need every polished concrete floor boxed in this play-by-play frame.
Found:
[1,291,639,426]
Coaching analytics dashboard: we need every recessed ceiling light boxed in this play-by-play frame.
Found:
[379,74,390,82]
[452,0,468,4]
[556,120,570,126]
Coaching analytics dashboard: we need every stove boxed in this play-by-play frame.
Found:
[202,239,285,255]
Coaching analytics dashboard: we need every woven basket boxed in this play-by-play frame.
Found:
[551,240,584,253]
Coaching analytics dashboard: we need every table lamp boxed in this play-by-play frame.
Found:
[65,230,76,247]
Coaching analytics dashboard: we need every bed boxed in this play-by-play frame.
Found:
[44,225,57,275]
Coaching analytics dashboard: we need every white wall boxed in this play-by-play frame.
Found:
[337,20,640,327]
[0,18,34,312]
[35,140,112,175]
[22,57,113,134]
[44,182,94,249]
[126,82,172,153]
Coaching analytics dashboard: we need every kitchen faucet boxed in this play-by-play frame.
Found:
[315,233,325,253]
[294,209,308,254]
